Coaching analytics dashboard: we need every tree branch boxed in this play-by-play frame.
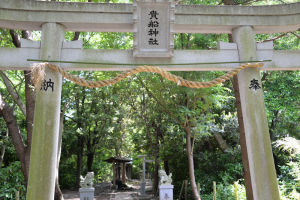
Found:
[261,71,269,82]
[277,0,287,4]
[9,30,21,48]
[24,70,35,149]
[290,32,300,40]
[0,93,26,166]
[22,30,32,40]
[0,71,26,116]
[0,130,8,168]
[72,32,81,41]
[259,33,287,43]
[10,28,31,48]
[213,132,231,152]
[137,77,182,125]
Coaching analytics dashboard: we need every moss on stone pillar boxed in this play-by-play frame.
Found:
[26,23,65,200]
[232,26,280,200]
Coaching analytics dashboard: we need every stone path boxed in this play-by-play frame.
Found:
[63,179,154,200]
[109,191,138,200]
[63,190,139,200]
[63,190,153,200]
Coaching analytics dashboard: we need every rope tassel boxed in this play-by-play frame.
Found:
[31,63,263,89]
[31,63,46,90]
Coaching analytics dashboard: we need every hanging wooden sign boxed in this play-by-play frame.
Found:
[133,0,175,57]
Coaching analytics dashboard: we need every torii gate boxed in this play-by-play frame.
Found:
[0,0,299,200]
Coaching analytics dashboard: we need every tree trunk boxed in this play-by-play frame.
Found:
[86,135,94,172]
[153,158,159,197]
[24,70,34,150]
[153,131,160,197]
[73,32,80,41]
[24,70,35,185]
[76,135,84,188]
[180,33,185,49]
[9,30,21,47]
[0,140,5,168]
[0,71,26,116]
[54,107,66,200]
[54,179,64,200]
[87,152,94,172]
[269,110,280,141]
[0,93,27,180]
[232,75,254,200]
[0,76,32,186]
[0,20,34,189]
[0,130,8,168]
[186,33,191,49]
[184,124,201,200]
[213,132,231,152]
[75,90,86,188]
[163,160,170,175]
[115,146,120,157]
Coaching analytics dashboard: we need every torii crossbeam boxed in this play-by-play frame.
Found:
[0,1,299,200]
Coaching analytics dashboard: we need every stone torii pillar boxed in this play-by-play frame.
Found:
[138,155,153,195]
[26,23,64,200]
[232,26,280,200]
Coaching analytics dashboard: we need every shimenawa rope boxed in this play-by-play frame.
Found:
[31,62,263,89]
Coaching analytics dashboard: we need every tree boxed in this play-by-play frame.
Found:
[135,71,220,200]
[0,30,34,184]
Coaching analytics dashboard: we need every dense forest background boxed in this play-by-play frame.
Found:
[0,0,299,199]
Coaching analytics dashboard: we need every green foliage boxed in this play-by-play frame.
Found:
[252,0,300,5]
[174,33,229,50]
[278,159,300,200]
[59,155,77,189]
[273,137,300,199]
[262,71,300,139]
[212,181,246,200]
[178,0,222,5]
[275,137,300,156]
[64,31,133,49]
[0,29,15,48]
[0,162,26,200]
[255,32,300,50]
[1,1,299,200]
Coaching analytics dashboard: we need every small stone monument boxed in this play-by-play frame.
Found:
[159,170,174,200]
[79,172,95,200]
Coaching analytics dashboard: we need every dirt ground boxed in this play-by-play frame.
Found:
[63,179,154,200]
[63,190,138,200]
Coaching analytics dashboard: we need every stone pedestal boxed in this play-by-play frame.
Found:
[140,181,146,195]
[79,188,95,200]
[159,185,173,200]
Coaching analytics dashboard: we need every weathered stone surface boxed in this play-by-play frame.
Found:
[62,40,83,49]
[80,172,94,188]
[232,26,280,200]
[79,187,95,200]
[26,23,64,200]
[133,0,174,57]
[94,182,112,194]
[1,45,299,71]
[20,38,40,48]
[159,170,172,186]
[0,0,299,33]
[159,185,173,200]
